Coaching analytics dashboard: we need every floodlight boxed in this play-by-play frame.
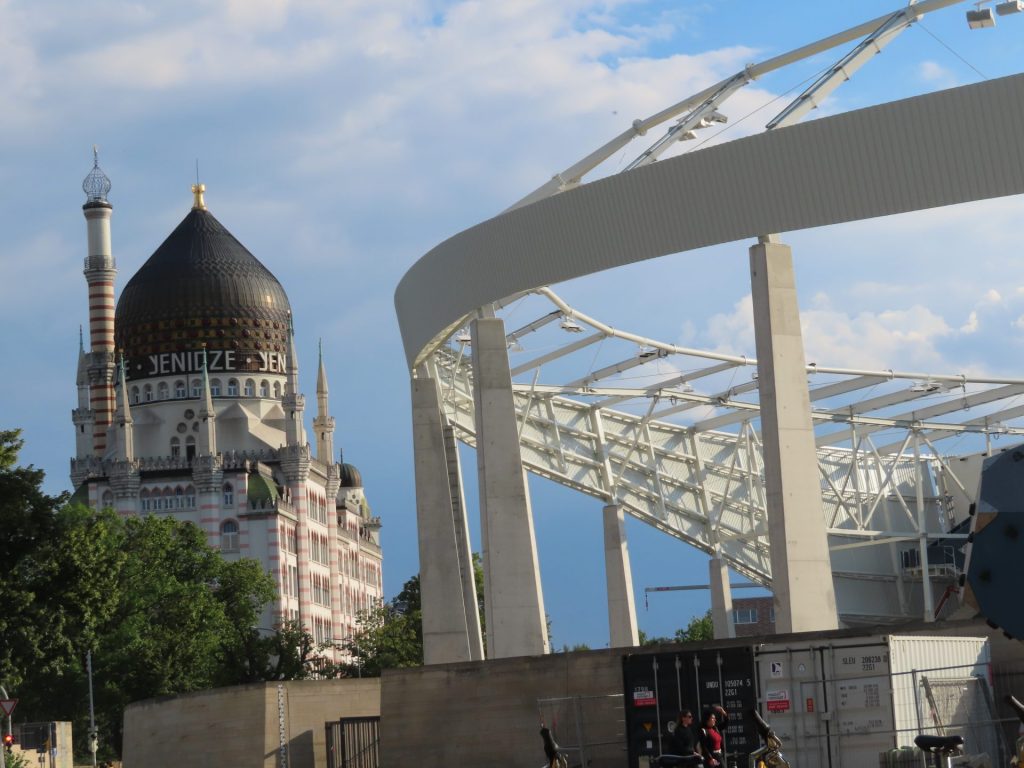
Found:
[996,0,1024,14]
[966,7,996,27]
[560,317,583,333]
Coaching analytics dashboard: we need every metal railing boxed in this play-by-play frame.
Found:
[325,716,379,768]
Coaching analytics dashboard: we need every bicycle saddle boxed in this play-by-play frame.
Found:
[914,735,964,753]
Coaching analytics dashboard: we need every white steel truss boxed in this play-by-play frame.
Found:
[430,289,1024,623]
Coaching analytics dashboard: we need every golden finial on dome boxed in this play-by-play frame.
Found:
[191,182,207,211]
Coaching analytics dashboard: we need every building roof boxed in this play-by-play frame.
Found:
[340,462,362,489]
[114,206,291,378]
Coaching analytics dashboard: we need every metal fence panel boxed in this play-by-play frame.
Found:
[538,694,626,768]
[325,716,380,768]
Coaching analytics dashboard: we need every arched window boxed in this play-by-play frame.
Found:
[185,485,196,507]
[174,486,184,509]
[143,384,153,402]
[211,378,222,397]
[170,437,180,458]
[273,382,282,398]
[140,489,150,511]
[174,380,186,398]
[131,386,140,404]
[244,379,255,397]
[190,379,201,398]
[185,436,196,461]
[157,382,169,400]
[223,482,234,506]
[227,379,239,397]
[260,380,270,397]
[101,490,113,509]
[220,520,239,551]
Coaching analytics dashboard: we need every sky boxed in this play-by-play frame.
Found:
[1,0,1023,649]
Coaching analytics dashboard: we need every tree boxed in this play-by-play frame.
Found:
[638,609,715,646]
[0,430,283,757]
[675,610,714,642]
[341,553,487,675]
[0,429,68,690]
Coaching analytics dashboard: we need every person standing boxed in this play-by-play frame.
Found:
[667,709,703,764]
[699,704,729,767]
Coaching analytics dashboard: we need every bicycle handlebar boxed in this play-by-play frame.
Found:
[750,708,773,741]
[1009,695,1024,725]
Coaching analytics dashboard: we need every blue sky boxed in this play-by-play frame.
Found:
[1,0,1022,648]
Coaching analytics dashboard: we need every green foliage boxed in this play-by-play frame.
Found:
[341,552,487,676]
[674,609,714,642]
[0,430,283,758]
[3,750,30,768]
[639,609,716,646]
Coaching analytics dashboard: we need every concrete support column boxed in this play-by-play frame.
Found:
[708,555,735,639]
[603,504,639,648]
[442,423,485,660]
[412,374,476,664]
[471,317,549,658]
[749,237,838,633]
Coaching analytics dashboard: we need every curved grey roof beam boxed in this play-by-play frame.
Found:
[396,75,1024,369]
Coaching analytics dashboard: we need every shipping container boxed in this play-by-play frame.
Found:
[752,635,1002,768]
[622,646,759,768]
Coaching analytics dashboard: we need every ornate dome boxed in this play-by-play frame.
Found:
[340,463,363,489]
[115,204,292,382]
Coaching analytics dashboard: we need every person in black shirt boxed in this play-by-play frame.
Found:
[665,709,703,765]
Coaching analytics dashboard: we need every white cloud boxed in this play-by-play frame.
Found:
[702,293,961,372]
[918,60,957,88]
[960,310,978,334]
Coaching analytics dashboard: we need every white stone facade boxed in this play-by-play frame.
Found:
[70,164,382,653]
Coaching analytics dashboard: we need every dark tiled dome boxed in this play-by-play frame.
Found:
[340,463,363,488]
[115,208,291,379]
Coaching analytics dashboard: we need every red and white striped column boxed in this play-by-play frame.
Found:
[83,198,116,456]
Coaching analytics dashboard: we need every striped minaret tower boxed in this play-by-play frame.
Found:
[280,315,312,628]
[82,148,117,456]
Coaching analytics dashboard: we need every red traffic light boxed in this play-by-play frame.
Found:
[2,732,14,747]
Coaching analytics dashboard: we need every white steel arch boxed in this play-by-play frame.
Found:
[397,2,1024,650]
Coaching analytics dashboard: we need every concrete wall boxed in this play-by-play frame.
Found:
[379,649,627,768]
[122,678,379,768]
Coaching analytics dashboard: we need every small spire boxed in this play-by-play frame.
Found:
[79,325,84,352]
[82,145,112,203]
[317,338,329,395]
[192,182,207,211]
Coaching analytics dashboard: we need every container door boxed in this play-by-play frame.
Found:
[756,646,831,768]
[822,644,896,768]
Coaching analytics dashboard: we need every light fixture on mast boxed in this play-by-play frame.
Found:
[967,1,997,27]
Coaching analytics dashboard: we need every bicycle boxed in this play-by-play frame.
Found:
[748,708,791,768]
[539,725,568,768]
[1009,695,1024,767]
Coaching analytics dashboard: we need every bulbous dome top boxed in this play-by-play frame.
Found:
[340,463,363,488]
[115,205,292,382]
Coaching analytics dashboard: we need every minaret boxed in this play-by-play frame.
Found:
[71,326,96,461]
[81,148,117,456]
[112,354,135,461]
[313,340,335,464]
[283,315,307,448]
[198,347,217,456]
[279,313,312,629]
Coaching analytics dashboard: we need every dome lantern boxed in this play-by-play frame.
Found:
[82,146,112,205]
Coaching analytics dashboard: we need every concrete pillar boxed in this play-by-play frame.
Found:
[412,374,475,664]
[442,423,485,660]
[471,317,549,658]
[708,555,735,639]
[603,504,639,648]
[749,237,838,633]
